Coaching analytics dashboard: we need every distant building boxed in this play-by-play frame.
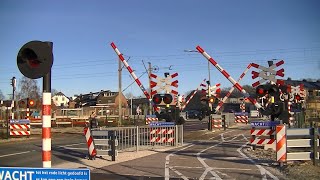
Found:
[284,79,320,121]
[69,90,128,117]
[52,92,70,107]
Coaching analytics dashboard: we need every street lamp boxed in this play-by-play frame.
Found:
[184,49,211,84]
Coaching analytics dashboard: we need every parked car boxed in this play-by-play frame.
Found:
[187,110,201,119]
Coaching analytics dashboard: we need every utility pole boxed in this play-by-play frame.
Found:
[118,57,122,126]
[10,77,16,119]
[148,62,152,115]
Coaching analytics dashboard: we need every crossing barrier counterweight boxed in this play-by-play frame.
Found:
[196,46,263,111]
[84,127,97,159]
[276,124,286,166]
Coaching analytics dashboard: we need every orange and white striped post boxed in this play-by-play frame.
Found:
[276,124,286,166]
[42,71,52,168]
[42,92,51,167]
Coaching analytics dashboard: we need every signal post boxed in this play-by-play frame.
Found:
[17,40,53,168]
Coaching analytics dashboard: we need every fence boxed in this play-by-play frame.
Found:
[276,122,320,166]
[90,125,183,153]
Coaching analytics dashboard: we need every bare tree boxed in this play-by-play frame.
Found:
[51,89,59,96]
[16,77,41,100]
[0,90,4,100]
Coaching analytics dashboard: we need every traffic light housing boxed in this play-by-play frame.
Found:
[152,94,162,105]
[209,96,215,104]
[19,99,27,108]
[152,94,173,105]
[163,94,173,104]
[28,99,35,107]
[256,84,280,98]
[17,41,53,79]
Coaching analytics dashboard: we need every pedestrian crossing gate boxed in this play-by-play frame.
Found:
[234,112,249,123]
[210,114,224,130]
[250,120,281,150]
[276,122,320,166]
[9,119,30,136]
[90,129,118,161]
[149,123,176,145]
[145,114,158,125]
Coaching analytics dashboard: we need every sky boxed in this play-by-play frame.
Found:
[0,0,320,99]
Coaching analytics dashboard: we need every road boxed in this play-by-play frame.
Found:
[0,133,87,167]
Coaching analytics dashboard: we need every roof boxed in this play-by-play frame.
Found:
[284,79,320,90]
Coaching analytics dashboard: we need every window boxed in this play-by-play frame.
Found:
[62,97,65,101]
[55,97,58,101]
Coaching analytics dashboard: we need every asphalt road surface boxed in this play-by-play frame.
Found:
[0,133,87,167]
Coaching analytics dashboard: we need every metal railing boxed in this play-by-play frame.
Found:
[92,125,183,152]
[286,122,319,165]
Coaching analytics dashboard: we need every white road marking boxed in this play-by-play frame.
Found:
[169,166,188,180]
[209,130,235,140]
[59,147,87,150]
[171,166,252,171]
[165,144,194,180]
[0,150,35,158]
[237,134,279,180]
[197,132,239,180]
[58,142,86,147]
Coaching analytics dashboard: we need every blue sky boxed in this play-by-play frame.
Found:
[0,0,319,99]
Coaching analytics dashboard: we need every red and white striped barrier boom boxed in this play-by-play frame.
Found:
[196,46,263,111]
[42,92,51,168]
[251,60,284,87]
[111,42,150,99]
[181,78,206,110]
[215,63,252,112]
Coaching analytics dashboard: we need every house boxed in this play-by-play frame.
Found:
[52,92,70,107]
[284,79,320,121]
[70,90,129,117]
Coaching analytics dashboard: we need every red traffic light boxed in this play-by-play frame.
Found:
[163,94,173,104]
[152,94,162,105]
[256,85,267,97]
[295,95,301,101]
[256,84,279,97]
